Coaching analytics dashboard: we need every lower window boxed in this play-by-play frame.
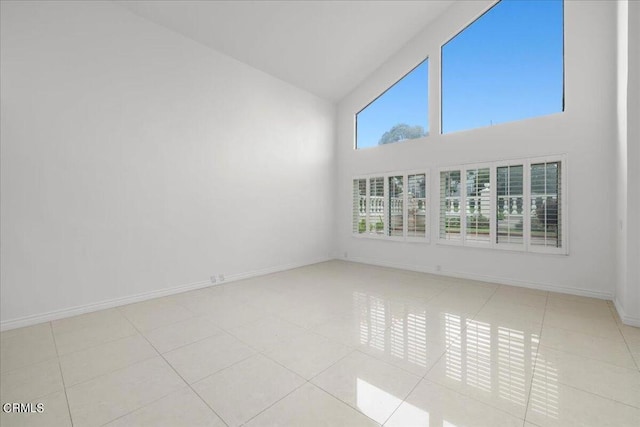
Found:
[438,156,566,254]
[353,171,428,241]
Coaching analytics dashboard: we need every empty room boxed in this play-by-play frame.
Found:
[1,0,639,426]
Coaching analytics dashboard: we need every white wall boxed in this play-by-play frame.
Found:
[336,1,618,298]
[615,0,640,326]
[0,1,335,328]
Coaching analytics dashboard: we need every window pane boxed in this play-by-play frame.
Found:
[466,168,491,243]
[531,162,561,247]
[368,177,385,235]
[353,179,367,234]
[440,170,461,240]
[496,165,524,244]
[408,174,426,238]
[388,176,404,237]
[356,59,428,149]
[442,0,563,134]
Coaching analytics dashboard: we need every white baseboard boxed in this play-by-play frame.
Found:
[0,257,331,332]
[345,256,614,300]
[613,297,640,327]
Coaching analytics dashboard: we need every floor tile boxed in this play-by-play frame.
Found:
[491,285,548,309]
[385,379,524,427]
[263,331,351,379]
[311,311,390,348]
[312,351,420,424]
[425,291,491,318]
[0,323,58,373]
[104,387,225,427]
[620,325,640,369]
[533,346,640,408]
[276,301,348,329]
[51,309,137,355]
[547,292,609,306]
[526,382,640,427]
[201,302,270,330]
[360,309,456,376]
[0,390,72,427]
[540,325,636,369]
[119,297,193,332]
[0,358,63,402]
[59,334,157,386]
[543,310,622,339]
[425,319,539,419]
[245,382,379,427]
[163,332,255,383]
[142,316,221,353]
[3,261,638,427]
[193,354,305,426]
[170,290,247,317]
[226,315,306,351]
[66,357,184,427]
[475,300,545,330]
[546,297,615,319]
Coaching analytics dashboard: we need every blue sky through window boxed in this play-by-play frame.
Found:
[355,0,563,148]
[442,0,564,133]
[356,58,429,149]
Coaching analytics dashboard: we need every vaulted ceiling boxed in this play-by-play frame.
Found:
[116,1,454,102]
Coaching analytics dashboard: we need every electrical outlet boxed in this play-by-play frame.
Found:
[344,251,348,259]
[436,265,442,272]
[210,275,217,284]
[219,274,225,282]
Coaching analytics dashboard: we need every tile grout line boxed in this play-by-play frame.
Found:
[522,289,549,427]
[110,317,232,427]
[52,314,167,393]
[608,302,640,372]
[382,283,505,426]
[7,263,636,426]
[194,313,369,425]
[48,321,75,427]
[245,340,387,425]
[549,381,640,410]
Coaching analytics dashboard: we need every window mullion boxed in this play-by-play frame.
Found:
[490,165,497,248]
[366,178,370,235]
[403,174,409,239]
[460,167,467,245]
[524,160,531,251]
[384,176,389,237]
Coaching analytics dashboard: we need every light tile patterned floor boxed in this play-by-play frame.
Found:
[1,260,639,426]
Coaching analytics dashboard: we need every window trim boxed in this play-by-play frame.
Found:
[352,169,430,242]
[436,154,568,255]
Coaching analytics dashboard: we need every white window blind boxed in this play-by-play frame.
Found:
[530,161,561,248]
[466,167,491,243]
[388,176,404,237]
[408,174,426,238]
[353,170,428,241]
[353,179,367,234]
[440,170,462,241]
[437,155,566,254]
[368,177,385,235]
[496,165,524,245]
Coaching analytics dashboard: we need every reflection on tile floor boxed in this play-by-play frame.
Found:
[1,260,639,426]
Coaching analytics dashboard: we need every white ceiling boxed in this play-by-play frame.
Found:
[116,0,454,102]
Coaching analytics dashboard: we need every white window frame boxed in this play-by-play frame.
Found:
[436,155,568,255]
[352,169,430,242]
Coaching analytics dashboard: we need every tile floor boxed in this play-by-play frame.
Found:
[1,260,639,426]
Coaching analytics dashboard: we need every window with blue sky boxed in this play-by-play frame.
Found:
[355,58,428,149]
[441,0,564,134]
